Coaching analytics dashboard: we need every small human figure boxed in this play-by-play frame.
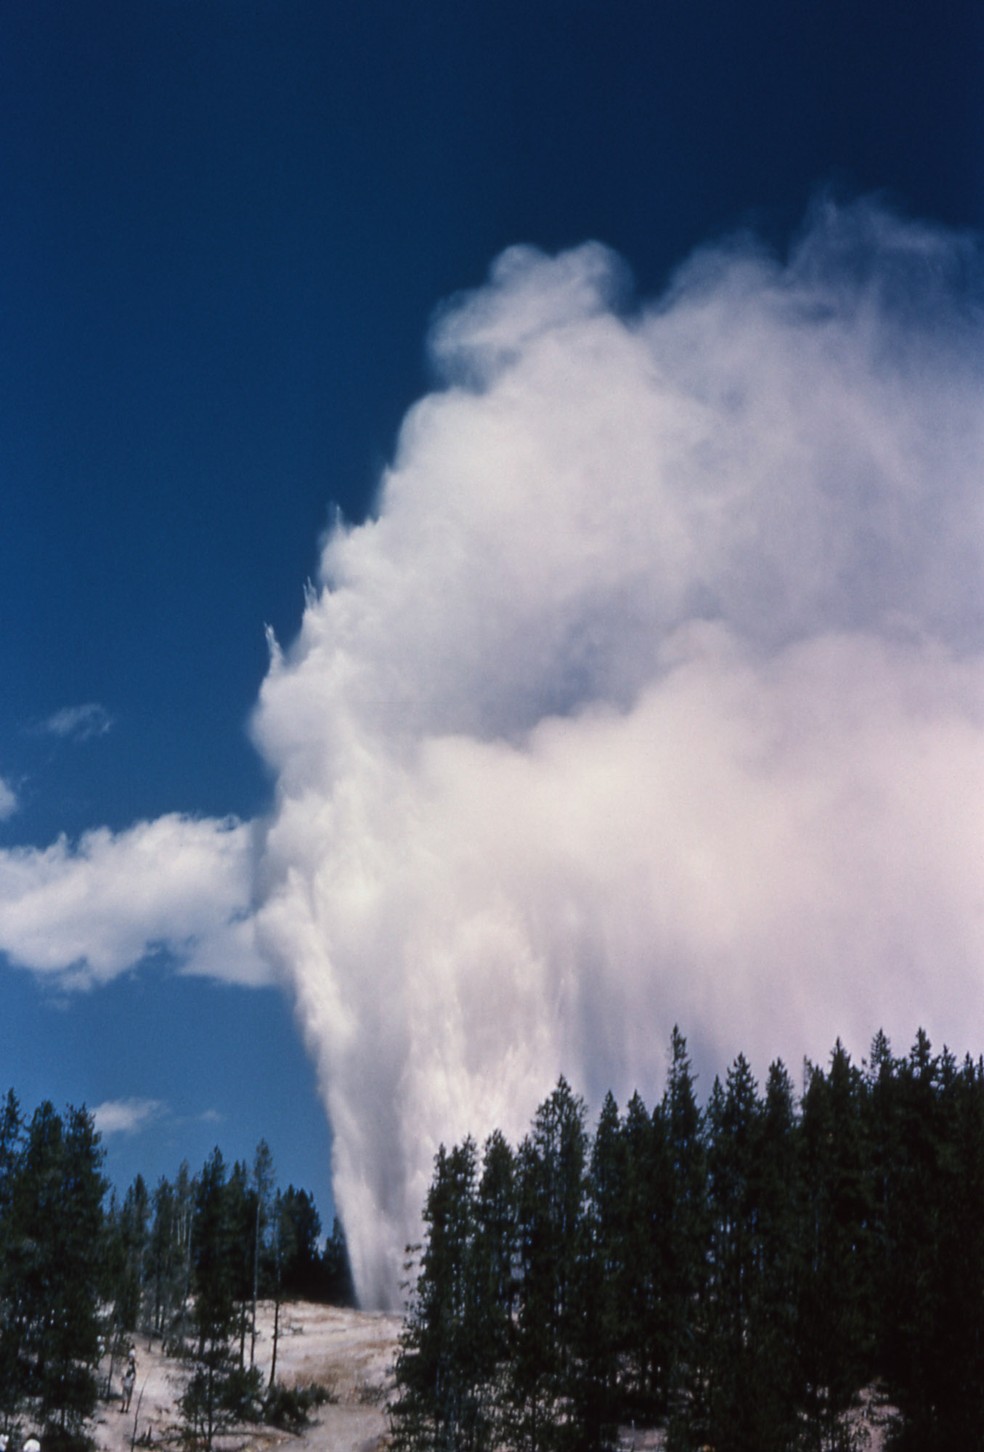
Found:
[121,1350,137,1413]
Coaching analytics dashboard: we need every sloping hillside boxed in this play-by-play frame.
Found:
[91,1301,403,1452]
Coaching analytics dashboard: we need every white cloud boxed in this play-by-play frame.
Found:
[0,779,17,821]
[92,1097,165,1137]
[39,702,113,741]
[0,813,271,989]
[252,199,984,1307]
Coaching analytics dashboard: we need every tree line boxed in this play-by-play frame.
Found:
[390,1027,984,1452]
[0,1091,354,1452]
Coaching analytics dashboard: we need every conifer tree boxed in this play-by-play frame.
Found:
[0,1090,25,1432]
[582,1091,629,1438]
[661,1028,709,1438]
[694,1055,803,1452]
[391,1138,490,1452]
[226,1159,256,1368]
[277,1186,324,1298]
[114,1174,151,1332]
[797,1042,874,1449]
[321,1215,357,1307]
[249,1140,275,1366]
[181,1148,259,1450]
[698,1057,763,1450]
[752,1059,806,1443]
[4,1103,107,1450]
[470,1129,517,1436]
[510,1079,589,1452]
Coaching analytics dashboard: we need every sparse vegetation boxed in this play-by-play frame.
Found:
[262,1377,337,1431]
[0,1093,356,1450]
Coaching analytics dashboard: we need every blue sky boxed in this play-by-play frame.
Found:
[1,0,982,1292]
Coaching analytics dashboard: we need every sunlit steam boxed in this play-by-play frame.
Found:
[252,200,984,1308]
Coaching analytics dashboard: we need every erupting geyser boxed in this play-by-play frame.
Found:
[252,199,984,1309]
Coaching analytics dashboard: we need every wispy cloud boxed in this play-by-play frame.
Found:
[39,703,113,742]
[0,814,271,989]
[0,779,17,822]
[92,1096,165,1137]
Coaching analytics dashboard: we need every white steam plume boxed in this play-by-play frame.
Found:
[252,199,984,1309]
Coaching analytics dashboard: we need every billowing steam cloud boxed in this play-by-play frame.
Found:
[253,200,984,1309]
[0,198,980,1311]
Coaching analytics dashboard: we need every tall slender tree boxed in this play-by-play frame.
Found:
[662,1028,709,1439]
[797,1042,874,1449]
[250,1140,275,1367]
[4,1103,107,1450]
[391,1138,490,1452]
[180,1148,259,1450]
[0,1090,25,1433]
[511,1079,589,1452]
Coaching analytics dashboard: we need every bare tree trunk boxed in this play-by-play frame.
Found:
[268,1289,281,1391]
[250,1195,260,1368]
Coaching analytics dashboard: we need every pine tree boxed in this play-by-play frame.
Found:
[874,1035,984,1448]
[4,1102,108,1450]
[796,1043,874,1449]
[277,1186,323,1299]
[751,1059,806,1445]
[582,1091,629,1440]
[112,1175,151,1333]
[0,1090,25,1432]
[510,1079,589,1452]
[391,1138,490,1452]
[180,1148,260,1450]
[226,1159,256,1369]
[249,1140,275,1366]
[321,1215,357,1307]
[693,1055,804,1452]
[623,1090,672,1419]
[699,1058,762,1451]
[662,1028,710,1442]
[469,1129,516,1442]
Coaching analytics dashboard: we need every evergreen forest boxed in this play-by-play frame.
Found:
[391,1028,984,1452]
[0,1092,354,1452]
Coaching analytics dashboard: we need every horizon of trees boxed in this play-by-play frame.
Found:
[0,1095,354,1451]
[391,1027,984,1452]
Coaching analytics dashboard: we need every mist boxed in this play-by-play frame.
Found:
[251,199,984,1308]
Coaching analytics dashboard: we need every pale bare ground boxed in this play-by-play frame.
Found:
[91,1302,894,1452]
[91,1301,403,1452]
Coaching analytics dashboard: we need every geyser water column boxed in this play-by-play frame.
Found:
[252,201,984,1309]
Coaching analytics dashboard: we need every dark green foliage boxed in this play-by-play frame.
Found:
[510,1080,589,1452]
[321,1215,357,1307]
[0,1089,26,1431]
[106,1174,151,1334]
[0,1099,107,1444]
[276,1185,325,1299]
[797,1041,875,1448]
[391,1138,492,1452]
[395,1028,984,1452]
[0,1091,348,1449]
[146,1166,195,1343]
[868,1036,984,1450]
[180,1148,241,1451]
[660,1028,710,1434]
[679,1056,803,1452]
[262,1378,336,1431]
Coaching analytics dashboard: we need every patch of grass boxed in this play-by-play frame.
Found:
[357,1382,387,1407]
[262,1380,337,1432]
